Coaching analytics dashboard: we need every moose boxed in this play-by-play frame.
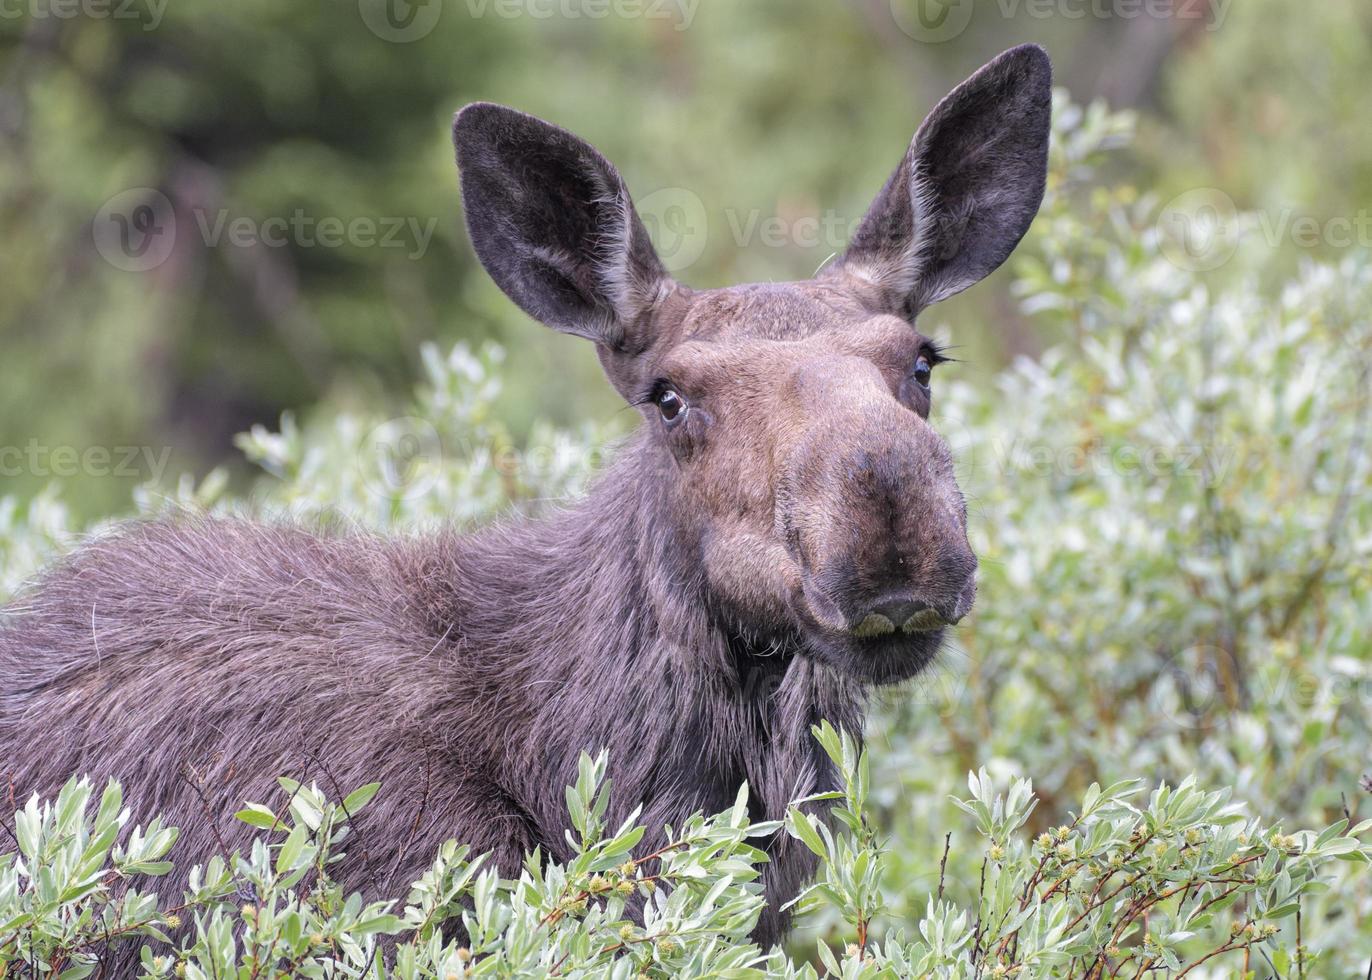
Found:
[0,46,1051,952]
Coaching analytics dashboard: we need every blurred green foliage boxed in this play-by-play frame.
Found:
[4,0,1371,517]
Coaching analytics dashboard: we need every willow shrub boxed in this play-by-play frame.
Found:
[2,725,1368,978]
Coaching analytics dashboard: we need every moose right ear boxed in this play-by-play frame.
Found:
[453,103,674,354]
[833,45,1053,319]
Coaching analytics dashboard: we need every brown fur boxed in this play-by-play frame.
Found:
[0,46,1053,964]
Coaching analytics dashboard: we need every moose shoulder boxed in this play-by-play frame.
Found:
[0,45,1051,950]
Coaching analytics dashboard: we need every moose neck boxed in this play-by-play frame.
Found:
[448,430,867,849]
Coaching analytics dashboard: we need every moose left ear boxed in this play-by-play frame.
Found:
[833,45,1053,318]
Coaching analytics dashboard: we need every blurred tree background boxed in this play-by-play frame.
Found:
[3,0,1370,517]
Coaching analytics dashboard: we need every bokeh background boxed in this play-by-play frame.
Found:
[1,0,1368,517]
[3,0,1372,973]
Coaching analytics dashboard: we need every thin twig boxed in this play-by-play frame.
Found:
[1174,937,1256,978]
[1296,902,1305,980]
[0,774,19,851]
[386,737,432,889]
[937,832,952,902]
[180,762,233,864]
[302,743,382,892]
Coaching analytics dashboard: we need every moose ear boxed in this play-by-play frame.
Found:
[453,103,673,353]
[834,45,1052,317]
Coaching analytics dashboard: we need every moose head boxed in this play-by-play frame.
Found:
[454,45,1052,686]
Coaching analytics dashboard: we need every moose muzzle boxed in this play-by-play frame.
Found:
[779,364,977,641]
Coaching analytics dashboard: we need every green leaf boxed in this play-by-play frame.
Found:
[235,803,281,830]
[787,809,828,860]
[342,782,382,816]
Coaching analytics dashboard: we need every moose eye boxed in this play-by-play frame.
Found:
[912,355,934,390]
[657,388,686,424]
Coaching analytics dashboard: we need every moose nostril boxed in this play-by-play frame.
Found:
[868,597,929,627]
[855,594,963,634]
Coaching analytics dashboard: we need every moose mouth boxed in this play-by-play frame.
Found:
[786,590,953,686]
[776,568,973,684]
[800,620,948,686]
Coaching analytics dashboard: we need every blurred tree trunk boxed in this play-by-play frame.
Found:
[1095,13,1210,109]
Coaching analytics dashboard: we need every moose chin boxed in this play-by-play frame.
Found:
[0,44,1051,957]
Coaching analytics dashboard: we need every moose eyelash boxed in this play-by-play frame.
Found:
[633,379,675,408]
[921,342,955,365]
